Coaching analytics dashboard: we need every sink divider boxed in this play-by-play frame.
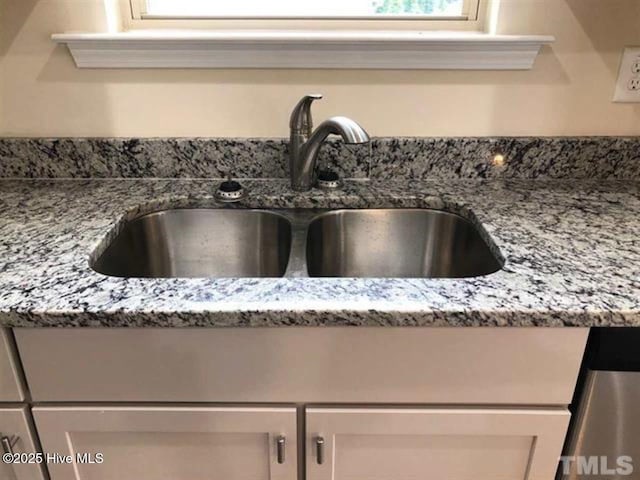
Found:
[280,210,317,278]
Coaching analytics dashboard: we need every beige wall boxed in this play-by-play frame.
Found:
[1,0,640,138]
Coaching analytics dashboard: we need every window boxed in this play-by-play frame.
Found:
[140,0,474,19]
[130,0,482,24]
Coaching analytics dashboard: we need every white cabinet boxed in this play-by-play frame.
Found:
[0,407,47,480]
[16,328,588,405]
[33,406,298,480]
[13,328,585,480]
[306,407,570,480]
[26,405,572,480]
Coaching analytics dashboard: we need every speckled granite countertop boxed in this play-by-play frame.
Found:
[0,177,638,327]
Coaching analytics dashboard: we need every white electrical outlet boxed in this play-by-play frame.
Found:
[614,47,640,102]
[629,78,640,91]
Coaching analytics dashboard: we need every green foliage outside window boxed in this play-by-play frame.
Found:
[372,0,461,14]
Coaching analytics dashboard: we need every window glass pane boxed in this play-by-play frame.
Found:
[145,0,466,17]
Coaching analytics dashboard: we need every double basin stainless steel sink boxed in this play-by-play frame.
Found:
[91,209,503,279]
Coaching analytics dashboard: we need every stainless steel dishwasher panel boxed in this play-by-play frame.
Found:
[561,370,640,480]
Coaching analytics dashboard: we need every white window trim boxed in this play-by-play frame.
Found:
[52,0,554,70]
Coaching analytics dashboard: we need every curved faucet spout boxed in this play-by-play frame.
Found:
[309,116,371,146]
[290,115,370,192]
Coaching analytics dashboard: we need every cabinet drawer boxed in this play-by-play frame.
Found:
[16,327,587,404]
[306,407,570,480]
[0,407,47,480]
[33,406,298,480]
[0,329,25,402]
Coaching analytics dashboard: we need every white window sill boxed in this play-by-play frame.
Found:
[52,30,554,70]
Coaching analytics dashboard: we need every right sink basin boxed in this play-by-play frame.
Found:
[305,209,502,278]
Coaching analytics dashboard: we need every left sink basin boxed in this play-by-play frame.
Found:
[91,209,292,278]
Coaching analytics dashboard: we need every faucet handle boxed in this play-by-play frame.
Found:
[290,94,323,135]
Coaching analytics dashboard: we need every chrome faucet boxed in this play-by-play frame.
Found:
[289,94,370,191]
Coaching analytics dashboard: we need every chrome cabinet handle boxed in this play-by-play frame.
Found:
[1,435,19,455]
[276,436,286,464]
[316,436,325,465]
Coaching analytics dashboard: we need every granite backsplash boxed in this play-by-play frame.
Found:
[0,137,638,180]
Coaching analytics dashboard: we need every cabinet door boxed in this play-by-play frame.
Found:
[0,407,47,480]
[307,407,569,480]
[34,406,297,480]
